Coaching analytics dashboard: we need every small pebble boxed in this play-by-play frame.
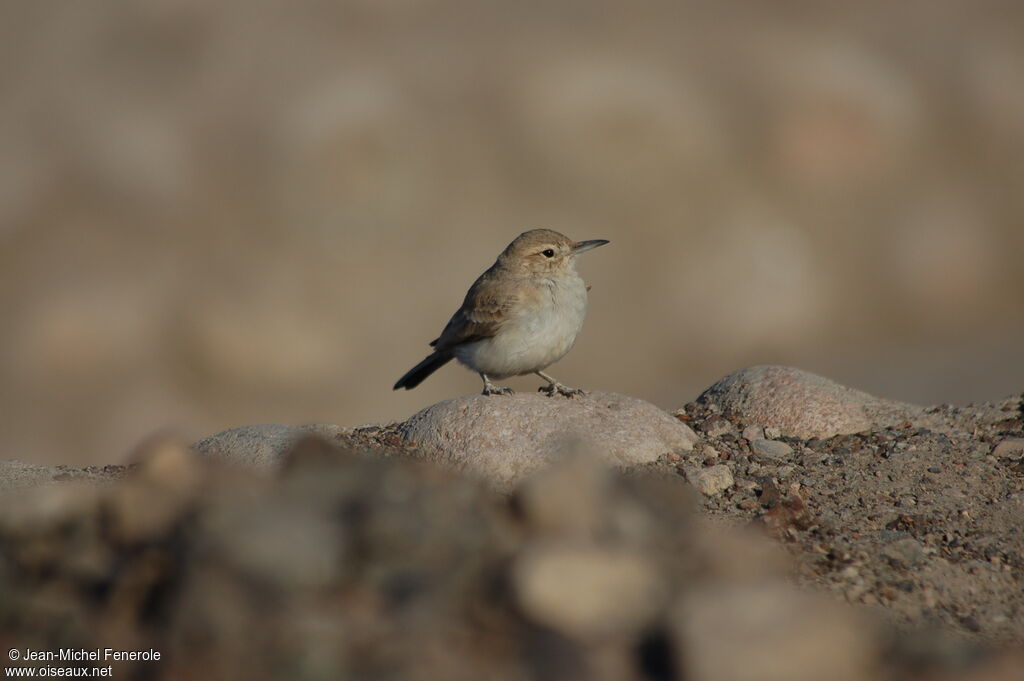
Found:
[992,439,1024,459]
[751,439,793,461]
[701,417,735,438]
[742,425,765,441]
[737,498,760,511]
[685,464,735,497]
[881,538,926,568]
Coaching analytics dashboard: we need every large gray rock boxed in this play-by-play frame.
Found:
[193,423,350,470]
[398,390,698,490]
[696,366,921,439]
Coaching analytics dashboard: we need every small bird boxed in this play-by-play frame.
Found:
[394,229,609,397]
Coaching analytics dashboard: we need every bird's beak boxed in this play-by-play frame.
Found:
[571,239,610,255]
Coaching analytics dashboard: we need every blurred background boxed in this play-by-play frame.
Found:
[1,1,1022,465]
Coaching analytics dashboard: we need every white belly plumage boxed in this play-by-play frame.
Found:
[453,277,588,379]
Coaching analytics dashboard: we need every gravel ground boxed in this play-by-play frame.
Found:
[663,394,1024,644]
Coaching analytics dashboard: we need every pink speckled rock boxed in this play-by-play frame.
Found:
[398,391,698,491]
[696,366,923,439]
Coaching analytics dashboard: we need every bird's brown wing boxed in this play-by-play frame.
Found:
[430,271,517,352]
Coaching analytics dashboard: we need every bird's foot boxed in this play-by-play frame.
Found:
[538,382,584,398]
[482,384,514,396]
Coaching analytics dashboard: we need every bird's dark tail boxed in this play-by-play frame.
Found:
[393,351,453,390]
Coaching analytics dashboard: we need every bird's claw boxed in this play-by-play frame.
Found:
[482,385,514,396]
[538,383,584,398]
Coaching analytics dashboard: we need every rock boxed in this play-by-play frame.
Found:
[758,479,785,508]
[696,365,921,439]
[992,438,1024,459]
[737,498,761,511]
[685,464,734,497]
[0,460,64,491]
[130,436,205,488]
[515,452,611,540]
[0,460,124,492]
[701,445,721,464]
[751,439,794,461]
[107,483,186,543]
[673,583,874,681]
[397,391,698,490]
[193,424,350,470]
[690,519,791,580]
[700,417,735,438]
[0,480,104,534]
[881,537,927,568]
[742,425,765,441]
[513,544,664,639]
[203,496,341,588]
[760,490,814,536]
[108,439,205,542]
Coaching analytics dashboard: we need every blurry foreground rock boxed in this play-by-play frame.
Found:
[193,423,352,470]
[0,445,806,680]
[0,435,1019,681]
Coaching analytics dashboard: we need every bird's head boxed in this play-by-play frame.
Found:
[499,228,609,277]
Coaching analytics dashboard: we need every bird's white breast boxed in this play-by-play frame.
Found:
[454,274,589,379]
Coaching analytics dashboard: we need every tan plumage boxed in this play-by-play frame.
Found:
[430,272,518,351]
[394,229,609,396]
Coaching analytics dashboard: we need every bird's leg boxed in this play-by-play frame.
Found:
[480,373,514,396]
[535,371,584,397]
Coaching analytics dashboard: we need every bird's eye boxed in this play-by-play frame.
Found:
[542,249,555,258]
